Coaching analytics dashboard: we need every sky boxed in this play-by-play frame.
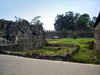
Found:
[0,0,100,30]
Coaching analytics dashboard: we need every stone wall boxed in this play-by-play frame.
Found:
[0,19,46,50]
[94,22,100,53]
[0,45,80,61]
[45,30,94,39]
[0,44,20,51]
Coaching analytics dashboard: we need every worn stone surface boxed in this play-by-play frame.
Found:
[0,45,80,61]
[0,19,46,50]
[94,22,100,53]
[0,54,100,75]
[23,52,30,57]
[85,41,94,49]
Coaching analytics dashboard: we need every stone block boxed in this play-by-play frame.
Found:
[23,52,30,57]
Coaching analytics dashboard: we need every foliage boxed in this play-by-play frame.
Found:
[38,38,99,64]
[62,28,66,38]
[54,11,97,30]
[73,32,78,39]
[31,16,44,25]
[47,38,100,64]
[15,16,24,23]
[46,38,94,44]
[1,19,5,22]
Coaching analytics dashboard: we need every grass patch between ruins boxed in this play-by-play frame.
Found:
[6,38,100,64]
[47,38,100,64]
[16,46,71,55]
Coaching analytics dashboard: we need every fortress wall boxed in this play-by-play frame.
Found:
[45,30,94,38]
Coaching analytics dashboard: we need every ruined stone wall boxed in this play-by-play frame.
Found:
[45,31,63,39]
[94,22,100,53]
[45,30,94,39]
[0,45,80,61]
[0,44,20,51]
[0,19,46,50]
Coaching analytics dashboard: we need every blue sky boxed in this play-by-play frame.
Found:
[0,0,100,30]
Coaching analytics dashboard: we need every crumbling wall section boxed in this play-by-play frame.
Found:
[0,19,46,50]
[94,22,100,53]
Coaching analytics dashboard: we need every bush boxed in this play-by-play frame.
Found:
[62,28,66,38]
[73,32,78,39]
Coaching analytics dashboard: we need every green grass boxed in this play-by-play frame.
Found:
[47,38,94,44]
[10,38,100,64]
[47,38,100,64]
[16,46,71,55]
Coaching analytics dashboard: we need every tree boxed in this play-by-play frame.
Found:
[73,32,78,39]
[54,11,75,30]
[15,16,18,23]
[31,16,44,25]
[74,13,80,30]
[65,11,75,30]
[54,14,65,30]
[92,17,97,23]
[89,17,97,30]
[14,16,24,23]
[54,11,95,31]
[77,14,91,30]
[62,28,66,38]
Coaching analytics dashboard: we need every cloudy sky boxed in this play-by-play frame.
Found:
[0,0,100,30]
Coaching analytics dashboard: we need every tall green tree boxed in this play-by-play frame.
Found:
[74,13,80,30]
[54,11,96,31]
[54,11,75,30]
[89,17,97,30]
[54,14,65,30]
[65,11,75,30]
[77,14,91,30]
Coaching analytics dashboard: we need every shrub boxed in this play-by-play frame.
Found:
[73,32,78,39]
[62,28,66,38]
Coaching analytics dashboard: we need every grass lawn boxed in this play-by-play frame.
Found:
[17,46,71,55]
[47,38,100,64]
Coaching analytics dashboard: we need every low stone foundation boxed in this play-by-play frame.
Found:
[0,45,80,61]
[0,44,20,51]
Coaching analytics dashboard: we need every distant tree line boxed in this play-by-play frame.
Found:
[54,11,97,31]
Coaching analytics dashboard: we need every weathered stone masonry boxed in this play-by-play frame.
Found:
[0,19,46,50]
[93,12,100,53]
[45,30,94,39]
[0,44,80,61]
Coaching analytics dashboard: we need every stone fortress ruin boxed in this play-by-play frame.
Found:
[0,19,80,60]
[0,17,99,61]
[0,19,46,50]
[0,19,94,51]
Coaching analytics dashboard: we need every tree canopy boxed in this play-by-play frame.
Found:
[31,16,44,25]
[54,11,97,30]
[14,16,24,23]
